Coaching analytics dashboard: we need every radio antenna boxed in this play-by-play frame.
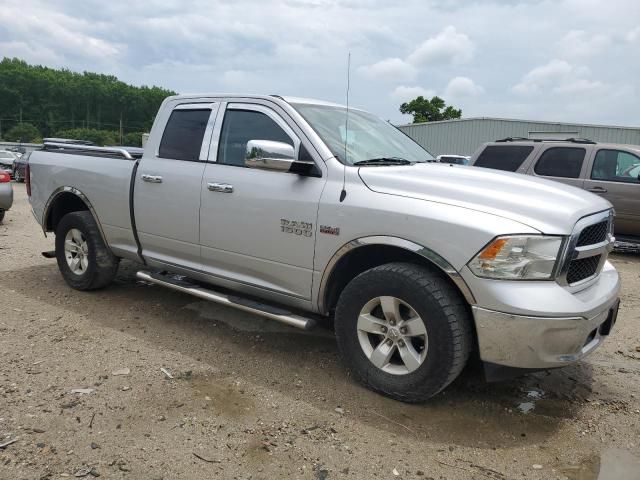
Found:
[340,52,351,202]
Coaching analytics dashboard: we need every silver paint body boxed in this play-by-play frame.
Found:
[28,94,620,370]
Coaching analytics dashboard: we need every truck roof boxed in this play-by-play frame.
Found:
[166,94,351,110]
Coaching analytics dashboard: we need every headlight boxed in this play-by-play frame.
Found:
[468,235,564,280]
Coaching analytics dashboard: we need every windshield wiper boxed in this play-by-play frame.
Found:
[353,157,412,166]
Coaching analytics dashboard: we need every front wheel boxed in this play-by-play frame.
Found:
[335,262,472,402]
[55,211,119,290]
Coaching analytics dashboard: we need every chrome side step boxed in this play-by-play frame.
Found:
[136,270,316,330]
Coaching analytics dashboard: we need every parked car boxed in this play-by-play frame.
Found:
[12,151,31,182]
[437,154,470,165]
[0,169,13,223]
[27,95,620,402]
[470,138,640,245]
[0,150,18,172]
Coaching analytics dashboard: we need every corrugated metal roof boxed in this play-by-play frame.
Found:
[398,118,640,157]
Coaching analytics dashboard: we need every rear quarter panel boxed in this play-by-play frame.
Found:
[29,151,138,257]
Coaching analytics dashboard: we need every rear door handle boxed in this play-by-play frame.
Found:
[207,182,234,193]
[588,186,607,193]
[141,174,163,183]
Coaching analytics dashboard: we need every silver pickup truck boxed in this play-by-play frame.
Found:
[28,94,621,402]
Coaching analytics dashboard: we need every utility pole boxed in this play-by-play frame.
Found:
[119,112,123,145]
[19,106,23,124]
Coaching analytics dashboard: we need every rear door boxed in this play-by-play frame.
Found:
[199,101,326,301]
[135,102,220,270]
[584,148,640,238]
[526,146,588,189]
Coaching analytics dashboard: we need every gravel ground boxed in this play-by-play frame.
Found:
[1,183,639,480]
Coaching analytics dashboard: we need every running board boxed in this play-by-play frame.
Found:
[136,270,316,330]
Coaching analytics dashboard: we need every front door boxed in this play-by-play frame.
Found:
[135,102,220,270]
[199,102,326,300]
[584,148,640,238]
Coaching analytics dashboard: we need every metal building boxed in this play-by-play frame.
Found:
[398,117,640,157]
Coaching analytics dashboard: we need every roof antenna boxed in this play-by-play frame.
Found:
[340,52,351,203]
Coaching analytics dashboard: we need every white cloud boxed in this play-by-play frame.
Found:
[359,58,417,81]
[1,0,639,126]
[553,79,604,94]
[444,76,483,98]
[627,27,640,42]
[407,26,474,66]
[513,59,604,96]
[557,30,610,58]
[390,85,436,102]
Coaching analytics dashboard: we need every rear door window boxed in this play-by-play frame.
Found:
[159,109,211,161]
[534,147,585,178]
[591,149,640,183]
[474,145,533,171]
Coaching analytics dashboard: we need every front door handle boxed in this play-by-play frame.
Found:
[141,174,163,183]
[588,186,607,193]
[207,182,234,193]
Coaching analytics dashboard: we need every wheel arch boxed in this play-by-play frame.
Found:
[42,187,110,250]
[318,236,476,315]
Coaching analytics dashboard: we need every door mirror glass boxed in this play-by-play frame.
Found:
[245,140,316,175]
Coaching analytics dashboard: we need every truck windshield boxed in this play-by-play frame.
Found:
[292,103,434,165]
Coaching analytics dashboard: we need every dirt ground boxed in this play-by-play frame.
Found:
[1,183,639,480]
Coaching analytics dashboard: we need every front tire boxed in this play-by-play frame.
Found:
[55,211,119,290]
[335,262,472,403]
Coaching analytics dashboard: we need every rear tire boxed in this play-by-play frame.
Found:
[334,262,472,403]
[0,209,4,223]
[55,211,119,290]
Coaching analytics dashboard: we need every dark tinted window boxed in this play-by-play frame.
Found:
[534,147,585,178]
[159,109,210,161]
[474,145,533,171]
[592,149,640,183]
[218,110,293,167]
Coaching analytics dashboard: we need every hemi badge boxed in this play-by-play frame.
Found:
[320,225,340,236]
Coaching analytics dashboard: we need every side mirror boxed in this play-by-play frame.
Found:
[245,140,317,175]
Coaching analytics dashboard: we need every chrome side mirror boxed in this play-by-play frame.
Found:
[245,140,317,175]
[245,140,294,172]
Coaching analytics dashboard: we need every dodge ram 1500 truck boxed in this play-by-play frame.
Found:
[27,94,621,402]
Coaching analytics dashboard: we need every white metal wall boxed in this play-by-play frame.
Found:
[398,118,640,157]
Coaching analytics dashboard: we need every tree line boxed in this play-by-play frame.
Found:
[0,58,175,146]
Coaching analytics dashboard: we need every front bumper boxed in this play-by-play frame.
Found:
[469,261,621,369]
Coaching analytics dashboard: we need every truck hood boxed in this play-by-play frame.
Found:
[358,163,612,234]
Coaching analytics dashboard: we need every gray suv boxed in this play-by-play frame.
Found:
[470,138,640,244]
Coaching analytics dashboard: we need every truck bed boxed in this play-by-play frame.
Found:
[29,145,141,260]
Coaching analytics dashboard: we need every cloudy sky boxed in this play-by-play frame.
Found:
[1,0,639,125]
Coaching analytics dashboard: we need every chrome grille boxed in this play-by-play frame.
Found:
[576,221,608,247]
[567,255,601,284]
[559,210,614,287]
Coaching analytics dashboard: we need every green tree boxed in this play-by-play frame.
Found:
[5,123,40,142]
[122,132,144,147]
[55,128,118,146]
[0,57,175,139]
[399,96,462,123]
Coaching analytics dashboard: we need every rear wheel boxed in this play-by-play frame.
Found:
[335,262,472,402]
[55,211,119,290]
